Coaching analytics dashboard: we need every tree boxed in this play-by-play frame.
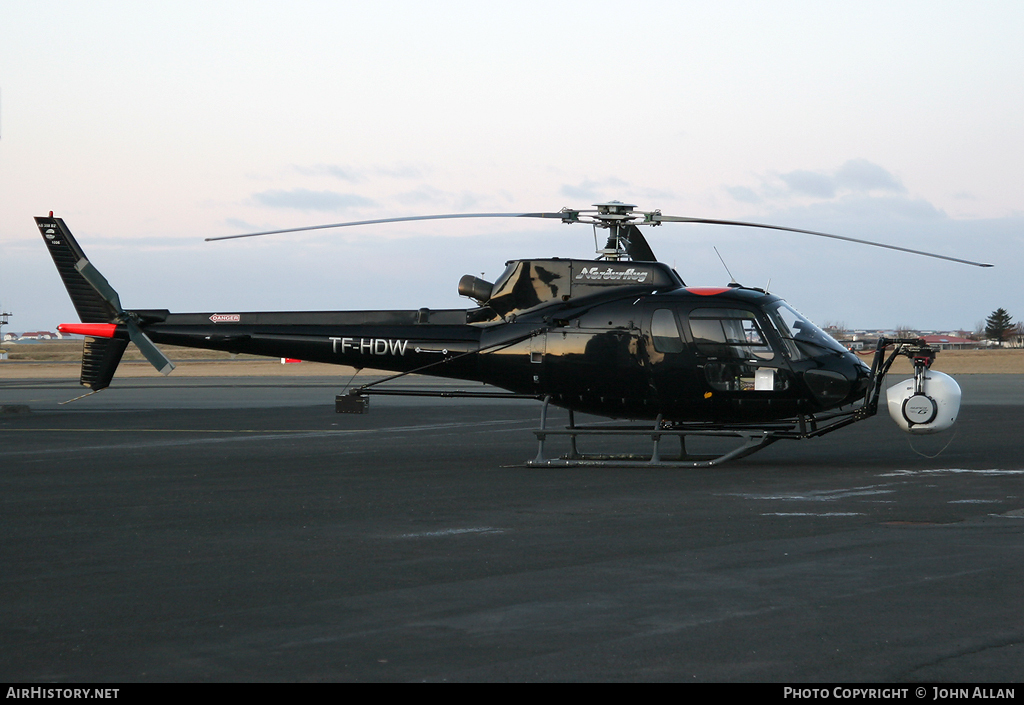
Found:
[984,308,1014,345]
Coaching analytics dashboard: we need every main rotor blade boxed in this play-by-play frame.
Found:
[74,258,124,312]
[125,319,175,376]
[207,212,573,241]
[651,215,994,268]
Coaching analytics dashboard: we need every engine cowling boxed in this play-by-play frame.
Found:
[886,370,961,434]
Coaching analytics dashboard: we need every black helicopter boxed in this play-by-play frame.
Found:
[36,202,991,466]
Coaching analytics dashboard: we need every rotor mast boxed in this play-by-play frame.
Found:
[592,201,643,260]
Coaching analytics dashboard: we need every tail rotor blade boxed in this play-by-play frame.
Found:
[126,320,175,376]
[74,258,124,312]
[74,255,174,375]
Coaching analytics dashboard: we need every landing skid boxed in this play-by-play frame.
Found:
[527,337,940,468]
[335,337,935,468]
[528,402,781,468]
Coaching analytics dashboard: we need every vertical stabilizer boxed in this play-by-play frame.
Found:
[80,337,130,390]
[36,214,175,388]
[34,216,118,323]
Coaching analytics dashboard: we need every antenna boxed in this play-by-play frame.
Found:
[713,247,739,286]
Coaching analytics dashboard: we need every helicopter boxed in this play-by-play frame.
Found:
[36,202,991,466]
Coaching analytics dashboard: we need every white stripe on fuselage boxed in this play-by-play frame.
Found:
[329,337,409,355]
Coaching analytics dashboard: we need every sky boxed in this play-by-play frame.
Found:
[1,0,1022,333]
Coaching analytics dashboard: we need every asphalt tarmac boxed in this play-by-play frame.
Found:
[1,375,1023,682]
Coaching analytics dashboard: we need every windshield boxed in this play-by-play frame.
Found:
[764,301,848,358]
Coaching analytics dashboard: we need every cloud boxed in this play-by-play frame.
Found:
[391,186,488,212]
[728,159,908,205]
[834,159,906,194]
[394,184,449,206]
[768,194,946,227]
[293,164,365,182]
[724,185,762,204]
[223,217,263,232]
[559,178,631,202]
[375,164,424,180]
[952,191,978,201]
[778,169,837,199]
[251,189,376,212]
[292,163,425,182]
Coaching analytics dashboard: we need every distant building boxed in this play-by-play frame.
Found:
[920,334,979,351]
[835,330,990,352]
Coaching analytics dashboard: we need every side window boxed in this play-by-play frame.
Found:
[688,308,775,360]
[651,308,684,353]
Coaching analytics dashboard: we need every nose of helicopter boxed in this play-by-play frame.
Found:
[846,350,873,397]
[802,349,872,407]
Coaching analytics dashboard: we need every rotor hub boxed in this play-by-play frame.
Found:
[592,202,641,260]
[593,200,638,221]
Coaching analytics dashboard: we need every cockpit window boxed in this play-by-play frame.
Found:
[688,308,775,360]
[651,308,684,353]
[764,301,848,359]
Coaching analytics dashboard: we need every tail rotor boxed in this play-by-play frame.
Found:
[73,256,174,375]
